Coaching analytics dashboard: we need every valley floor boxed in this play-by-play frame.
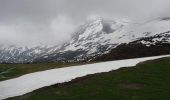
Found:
[0,55,169,100]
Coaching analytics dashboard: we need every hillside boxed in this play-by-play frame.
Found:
[7,57,170,100]
[93,31,170,61]
[0,55,168,100]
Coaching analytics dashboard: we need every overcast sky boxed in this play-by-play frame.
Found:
[0,0,170,46]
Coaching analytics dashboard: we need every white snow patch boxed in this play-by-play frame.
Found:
[0,55,170,100]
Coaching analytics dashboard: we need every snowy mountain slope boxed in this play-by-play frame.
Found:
[34,18,131,62]
[0,55,169,100]
[114,17,170,43]
[93,31,170,62]
[36,17,170,62]
[63,18,129,51]
[135,31,170,46]
[1,17,170,63]
[0,45,61,63]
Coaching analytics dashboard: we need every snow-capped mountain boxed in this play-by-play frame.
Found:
[0,45,61,63]
[1,17,170,63]
[34,18,131,62]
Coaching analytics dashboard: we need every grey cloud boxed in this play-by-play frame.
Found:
[0,0,170,46]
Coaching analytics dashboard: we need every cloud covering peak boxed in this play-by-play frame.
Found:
[0,0,170,46]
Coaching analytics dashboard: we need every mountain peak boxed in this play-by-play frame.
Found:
[91,17,103,23]
[84,17,104,29]
[87,17,103,22]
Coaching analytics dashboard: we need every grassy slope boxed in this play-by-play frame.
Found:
[7,57,170,100]
[0,62,87,81]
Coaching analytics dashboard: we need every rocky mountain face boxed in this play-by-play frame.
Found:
[1,17,170,63]
[92,31,170,62]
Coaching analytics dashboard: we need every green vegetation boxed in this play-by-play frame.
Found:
[0,62,87,81]
[7,57,170,100]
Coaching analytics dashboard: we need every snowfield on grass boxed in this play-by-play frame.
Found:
[0,55,170,100]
